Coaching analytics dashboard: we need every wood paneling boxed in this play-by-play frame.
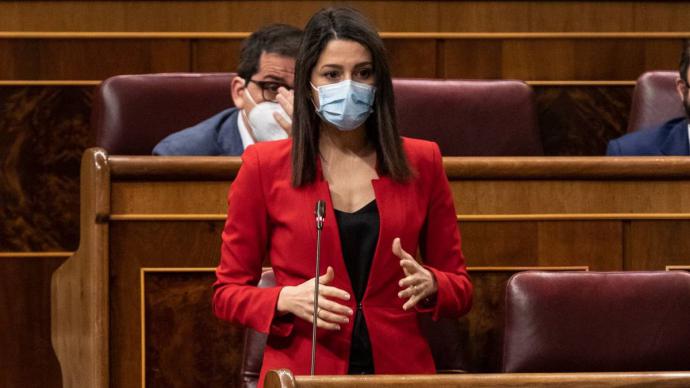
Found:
[534,85,632,156]
[192,40,242,74]
[0,36,683,81]
[384,39,438,79]
[111,181,230,215]
[0,85,91,251]
[143,270,245,387]
[0,39,190,80]
[462,222,621,270]
[110,222,225,388]
[0,256,64,388]
[2,1,690,33]
[443,39,682,80]
[626,221,690,270]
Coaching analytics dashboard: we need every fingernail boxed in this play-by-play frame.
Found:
[345,293,350,300]
[348,309,353,315]
[398,292,403,298]
[336,325,341,330]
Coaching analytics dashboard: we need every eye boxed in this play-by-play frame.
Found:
[263,82,281,92]
[356,68,373,80]
[323,71,340,80]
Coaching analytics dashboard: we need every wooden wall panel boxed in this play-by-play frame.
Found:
[626,221,690,270]
[534,85,632,156]
[462,222,540,266]
[109,222,224,388]
[0,85,92,251]
[461,222,621,270]
[535,221,622,270]
[384,39,438,79]
[111,182,229,215]
[0,257,64,388]
[2,1,690,33]
[192,40,242,74]
[443,39,682,80]
[144,271,244,387]
[0,40,190,80]
[440,40,503,79]
[633,2,690,32]
[0,37,685,81]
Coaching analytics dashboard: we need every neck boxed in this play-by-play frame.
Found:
[319,124,370,156]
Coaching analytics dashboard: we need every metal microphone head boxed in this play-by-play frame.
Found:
[315,200,326,230]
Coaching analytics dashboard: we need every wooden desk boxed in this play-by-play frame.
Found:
[265,369,690,387]
[52,149,690,387]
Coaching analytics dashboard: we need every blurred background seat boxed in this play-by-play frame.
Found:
[92,73,234,155]
[627,71,685,133]
[393,78,543,156]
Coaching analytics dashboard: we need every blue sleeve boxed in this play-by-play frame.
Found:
[606,139,622,156]
[152,124,222,155]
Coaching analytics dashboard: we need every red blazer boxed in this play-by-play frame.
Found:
[213,138,473,386]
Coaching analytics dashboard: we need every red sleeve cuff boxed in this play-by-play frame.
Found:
[422,265,450,321]
[261,286,295,337]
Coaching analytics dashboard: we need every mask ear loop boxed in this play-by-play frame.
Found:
[240,79,260,142]
[309,82,321,112]
[243,80,259,107]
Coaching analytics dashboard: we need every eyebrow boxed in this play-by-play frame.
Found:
[319,62,373,70]
[260,75,288,83]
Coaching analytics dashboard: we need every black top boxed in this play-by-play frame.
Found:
[334,199,379,374]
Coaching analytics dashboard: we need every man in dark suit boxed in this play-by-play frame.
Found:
[607,44,690,156]
[153,24,302,155]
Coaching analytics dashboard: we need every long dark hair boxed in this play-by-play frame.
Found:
[291,7,412,187]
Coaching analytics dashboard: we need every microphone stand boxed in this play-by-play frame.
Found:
[311,200,325,376]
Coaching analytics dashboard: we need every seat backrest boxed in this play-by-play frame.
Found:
[502,271,690,373]
[239,270,274,388]
[93,74,543,156]
[92,73,234,155]
[627,71,685,133]
[393,78,543,156]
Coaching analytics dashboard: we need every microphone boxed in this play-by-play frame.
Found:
[311,200,326,376]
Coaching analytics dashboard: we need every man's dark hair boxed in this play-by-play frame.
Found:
[680,40,690,84]
[291,7,412,187]
[236,24,302,81]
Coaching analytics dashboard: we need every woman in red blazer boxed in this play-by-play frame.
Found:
[213,7,473,386]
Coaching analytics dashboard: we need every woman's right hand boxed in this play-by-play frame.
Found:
[276,266,353,330]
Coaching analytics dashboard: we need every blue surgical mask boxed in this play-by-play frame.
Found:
[311,80,376,131]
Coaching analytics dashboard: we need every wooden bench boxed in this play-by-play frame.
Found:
[52,148,690,387]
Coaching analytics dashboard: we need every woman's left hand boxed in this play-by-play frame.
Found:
[392,237,438,310]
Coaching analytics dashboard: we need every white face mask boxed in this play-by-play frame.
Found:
[243,87,290,142]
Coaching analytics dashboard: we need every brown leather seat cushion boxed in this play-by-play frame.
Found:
[92,73,234,155]
[394,78,543,156]
[502,271,690,373]
[627,71,685,133]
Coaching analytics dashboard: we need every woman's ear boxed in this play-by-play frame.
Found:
[231,76,247,109]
